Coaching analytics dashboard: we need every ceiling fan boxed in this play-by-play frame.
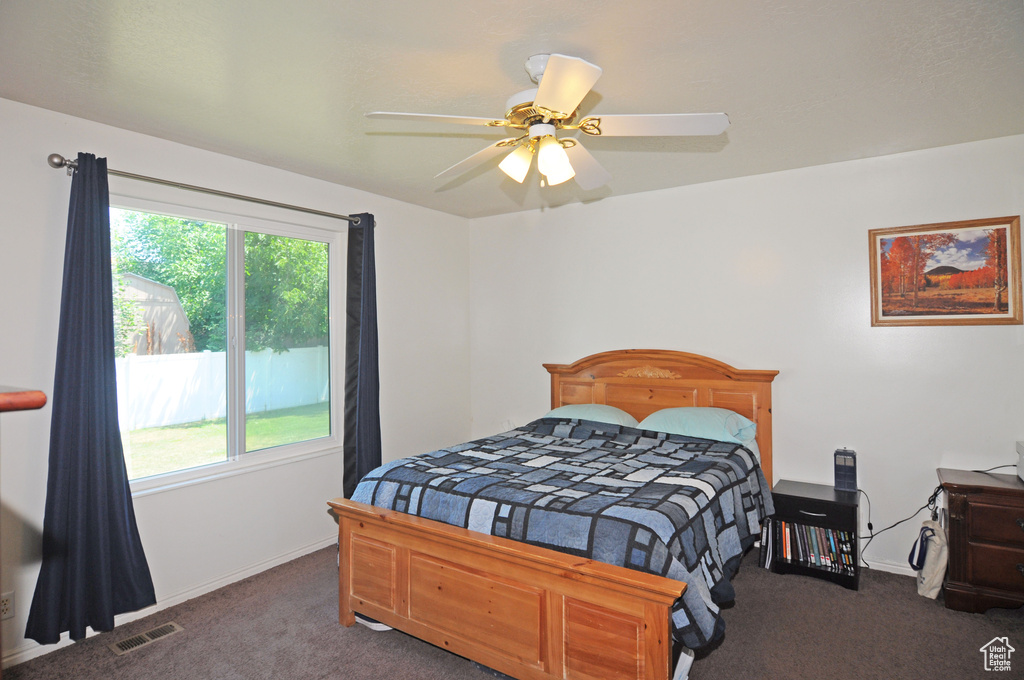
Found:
[367,54,730,190]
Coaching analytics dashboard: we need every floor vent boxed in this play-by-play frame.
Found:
[109,622,184,656]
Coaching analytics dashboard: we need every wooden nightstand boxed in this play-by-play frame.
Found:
[938,468,1024,613]
[769,480,860,590]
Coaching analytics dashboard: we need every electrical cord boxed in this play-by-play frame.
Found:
[858,486,942,569]
[972,464,1015,473]
[858,460,1015,568]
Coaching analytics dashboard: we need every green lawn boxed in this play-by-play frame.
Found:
[124,402,331,480]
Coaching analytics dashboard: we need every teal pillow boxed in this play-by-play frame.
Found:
[544,404,639,428]
[638,407,756,444]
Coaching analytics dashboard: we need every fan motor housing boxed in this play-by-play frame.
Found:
[505,88,573,128]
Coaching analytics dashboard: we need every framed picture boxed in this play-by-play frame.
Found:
[869,216,1022,327]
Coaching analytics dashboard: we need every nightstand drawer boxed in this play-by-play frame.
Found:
[969,502,1024,546]
[773,495,856,526]
[969,542,1024,592]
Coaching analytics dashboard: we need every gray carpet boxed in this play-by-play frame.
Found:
[689,554,1023,680]
[6,547,1022,679]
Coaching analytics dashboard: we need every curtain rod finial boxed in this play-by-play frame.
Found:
[48,154,77,176]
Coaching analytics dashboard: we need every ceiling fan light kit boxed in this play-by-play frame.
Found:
[367,53,730,190]
[535,134,575,185]
[497,143,533,183]
[496,122,576,186]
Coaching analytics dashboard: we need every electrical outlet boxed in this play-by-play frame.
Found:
[1,592,13,620]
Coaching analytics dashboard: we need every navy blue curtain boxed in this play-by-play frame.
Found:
[26,153,156,644]
[342,213,381,498]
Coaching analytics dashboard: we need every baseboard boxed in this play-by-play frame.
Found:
[861,558,916,578]
[2,534,338,669]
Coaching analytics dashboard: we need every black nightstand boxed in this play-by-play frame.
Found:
[768,479,860,590]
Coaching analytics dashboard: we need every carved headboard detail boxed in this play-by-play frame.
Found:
[616,366,682,380]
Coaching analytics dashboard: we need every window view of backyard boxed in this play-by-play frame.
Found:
[111,208,331,481]
[122,403,330,480]
[243,231,331,452]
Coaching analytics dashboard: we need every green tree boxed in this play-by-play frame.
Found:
[111,209,330,354]
[244,232,329,352]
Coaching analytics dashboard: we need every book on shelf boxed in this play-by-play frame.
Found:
[758,520,773,568]
[771,518,856,577]
[808,525,819,566]
[818,526,832,567]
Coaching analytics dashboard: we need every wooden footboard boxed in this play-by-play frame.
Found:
[328,499,686,680]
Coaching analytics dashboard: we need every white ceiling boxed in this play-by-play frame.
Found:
[1,1,1022,218]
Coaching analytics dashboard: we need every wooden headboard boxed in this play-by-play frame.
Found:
[544,349,779,484]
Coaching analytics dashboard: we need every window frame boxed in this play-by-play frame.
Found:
[110,191,344,497]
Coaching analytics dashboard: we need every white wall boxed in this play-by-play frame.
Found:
[467,134,1024,574]
[0,98,472,664]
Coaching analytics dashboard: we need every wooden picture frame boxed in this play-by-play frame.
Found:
[869,216,1022,326]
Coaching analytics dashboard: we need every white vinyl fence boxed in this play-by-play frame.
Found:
[115,346,329,430]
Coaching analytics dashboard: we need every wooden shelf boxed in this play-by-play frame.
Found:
[0,386,47,412]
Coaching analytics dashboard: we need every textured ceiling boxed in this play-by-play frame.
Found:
[1,0,1022,218]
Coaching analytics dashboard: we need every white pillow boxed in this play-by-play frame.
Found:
[544,404,639,428]
[637,407,756,445]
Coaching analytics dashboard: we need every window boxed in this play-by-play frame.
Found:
[111,204,338,483]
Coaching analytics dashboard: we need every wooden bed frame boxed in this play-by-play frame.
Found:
[328,350,777,680]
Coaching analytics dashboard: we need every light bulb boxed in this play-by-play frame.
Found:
[536,136,575,186]
[498,144,533,183]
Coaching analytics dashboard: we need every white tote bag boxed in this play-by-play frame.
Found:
[908,519,947,599]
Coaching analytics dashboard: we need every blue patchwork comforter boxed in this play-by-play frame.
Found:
[351,417,774,651]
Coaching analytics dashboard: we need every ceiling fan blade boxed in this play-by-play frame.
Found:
[579,113,730,137]
[563,141,612,191]
[434,138,520,180]
[533,54,602,116]
[366,111,507,127]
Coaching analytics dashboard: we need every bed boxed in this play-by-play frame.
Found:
[328,349,777,680]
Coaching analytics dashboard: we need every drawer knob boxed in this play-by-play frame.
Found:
[1016,518,1024,531]
[1018,564,1024,577]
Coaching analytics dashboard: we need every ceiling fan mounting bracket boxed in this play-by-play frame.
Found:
[524,54,551,84]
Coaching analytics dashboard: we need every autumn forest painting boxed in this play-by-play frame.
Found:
[870,217,1021,326]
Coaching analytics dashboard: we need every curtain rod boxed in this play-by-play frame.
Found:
[46,153,360,225]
